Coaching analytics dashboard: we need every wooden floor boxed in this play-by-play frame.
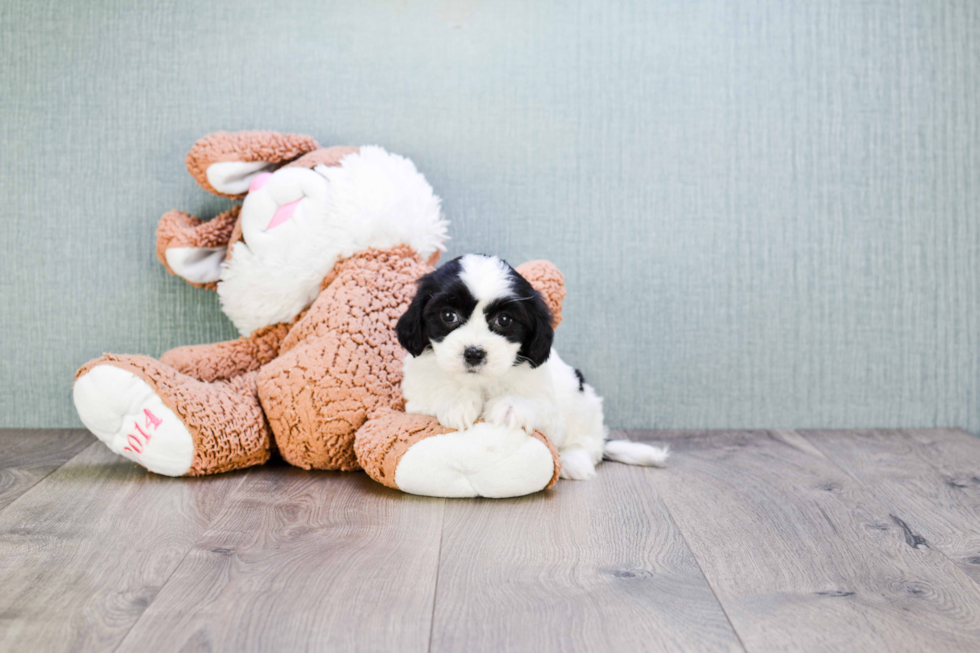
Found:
[2,429,980,652]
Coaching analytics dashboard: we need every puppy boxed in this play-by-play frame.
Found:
[396,254,668,480]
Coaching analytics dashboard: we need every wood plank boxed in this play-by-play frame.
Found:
[0,429,92,511]
[0,442,246,653]
[800,428,980,584]
[630,429,980,652]
[114,464,445,653]
[430,459,745,653]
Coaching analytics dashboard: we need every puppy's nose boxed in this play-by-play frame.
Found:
[463,346,486,366]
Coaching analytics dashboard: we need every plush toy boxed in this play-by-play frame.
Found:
[73,131,565,498]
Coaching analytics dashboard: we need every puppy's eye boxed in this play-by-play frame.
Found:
[494,314,512,329]
[441,310,458,324]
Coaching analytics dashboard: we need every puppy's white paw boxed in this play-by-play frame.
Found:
[484,396,537,434]
[437,391,483,431]
[559,448,597,481]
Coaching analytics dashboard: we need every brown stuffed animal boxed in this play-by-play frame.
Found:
[73,131,565,498]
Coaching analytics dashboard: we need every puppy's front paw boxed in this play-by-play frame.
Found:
[484,396,536,434]
[559,449,597,480]
[437,392,483,431]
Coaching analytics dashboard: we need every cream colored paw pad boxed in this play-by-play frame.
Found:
[394,423,555,498]
[73,366,193,476]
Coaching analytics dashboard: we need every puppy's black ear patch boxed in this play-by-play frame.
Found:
[396,283,431,357]
[519,293,554,368]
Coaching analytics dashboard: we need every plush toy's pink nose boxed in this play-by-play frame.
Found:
[249,172,273,192]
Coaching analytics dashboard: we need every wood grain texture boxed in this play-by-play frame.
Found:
[114,464,445,653]
[6,429,980,651]
[800,429,980,585]
[0,429,92,511]
[0,443,245,653]
[636,429,980,652]
[430,461,745,653]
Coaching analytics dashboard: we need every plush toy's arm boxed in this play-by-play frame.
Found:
[354,409,561,498]
[160,323,291,383]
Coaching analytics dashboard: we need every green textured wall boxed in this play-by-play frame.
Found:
[1,0,978,432]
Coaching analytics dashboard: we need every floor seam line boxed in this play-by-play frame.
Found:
[659,491,752,653]
[0,435,98,516]
[427,499,447,653]
[108,468,254,653]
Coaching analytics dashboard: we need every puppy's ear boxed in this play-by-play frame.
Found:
[396,287,431,357]
[520,294,555,368]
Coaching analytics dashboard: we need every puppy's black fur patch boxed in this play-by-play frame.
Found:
[574,368,586,392]
[396,258,476,356]
[395,255,554,368]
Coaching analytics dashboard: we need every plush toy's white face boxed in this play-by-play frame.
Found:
[216,163,346,336]
[239,165,334,253]
[166,147,448,336]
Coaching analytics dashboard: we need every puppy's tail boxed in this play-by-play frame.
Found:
[603,440,669,467]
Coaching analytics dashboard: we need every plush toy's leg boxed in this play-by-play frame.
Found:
[258,334,399,472]
[73,355,271,476]
[159,322,290,383]
[354,410,561,499]
[256,339,369,472]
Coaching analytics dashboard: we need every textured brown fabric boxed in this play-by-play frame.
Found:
[155,206,240,289]
[258,246,432,471]
[75,355,272,476]
[160,323,292,382]
[227,213,245,255]
[84,128,570,492]
[185,131,321,199]
[530,429,562,489]
[354,410,561,491]
[353,408,455,489]
[286,146,360,170]
[515,260,566,328]
[86,178,570,491]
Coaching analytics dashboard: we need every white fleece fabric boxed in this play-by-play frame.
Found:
[218,146,448,336]
[165,246,227,284]
[206,160,275,195]
[73,366,194,476]
[394,422,556,498]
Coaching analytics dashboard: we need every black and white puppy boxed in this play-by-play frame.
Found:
[396,254,668,480]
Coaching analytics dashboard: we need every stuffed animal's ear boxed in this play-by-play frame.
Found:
[185,131,320,199]
[515,260,566,329]
[285,145,360,170]
[396,287,431,357]
[156,206,240,289]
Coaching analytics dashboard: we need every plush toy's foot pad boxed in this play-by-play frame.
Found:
[74,365,194,476]
[395,423,556,498]
[355,411,561,498]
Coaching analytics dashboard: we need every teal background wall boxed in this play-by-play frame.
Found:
[1,0,978,432]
